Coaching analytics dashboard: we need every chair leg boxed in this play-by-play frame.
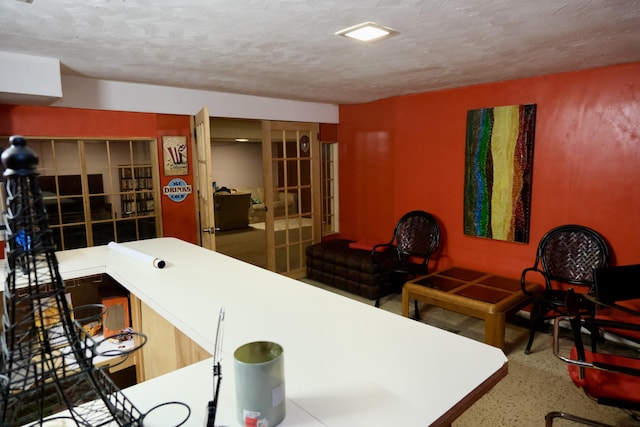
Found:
[525,301,543,354]
[588,325,605,352]
[525,326,536,354]
[413,299,420,320]
[545,411,615,427]
[375,298,380,308]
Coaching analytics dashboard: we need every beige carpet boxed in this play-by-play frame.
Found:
[300,278,640,427]
[215,226,310,272]
[215,227,266,268]
[250,217,313,231]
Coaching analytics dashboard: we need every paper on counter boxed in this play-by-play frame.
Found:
[107,241,166,269]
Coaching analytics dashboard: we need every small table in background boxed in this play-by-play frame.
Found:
[402,267,541,349]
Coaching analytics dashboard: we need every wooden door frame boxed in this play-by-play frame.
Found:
[192,107,216,250]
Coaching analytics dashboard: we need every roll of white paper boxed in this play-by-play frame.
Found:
[107,241,166,269]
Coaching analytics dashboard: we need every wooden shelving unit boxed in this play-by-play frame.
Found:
[119,166,155,217]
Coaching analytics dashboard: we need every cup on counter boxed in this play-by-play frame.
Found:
[234,341,285,427]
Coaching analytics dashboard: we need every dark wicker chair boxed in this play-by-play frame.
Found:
[521,224,609,354]
[546,288,640,427]
[372,210,440,312]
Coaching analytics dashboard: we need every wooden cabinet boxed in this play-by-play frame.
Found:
[0,271,208,386]
[0,273,138,388]
[26,137,161,250]
[129,294,210,382]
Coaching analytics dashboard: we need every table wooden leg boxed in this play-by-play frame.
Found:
[402,288,410,317]
[484,312,506,349]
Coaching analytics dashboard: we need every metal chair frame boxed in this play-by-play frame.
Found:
[546,289,640,426]
[521,224,609,354]
[589,264,640,350]
[372,210,440,311]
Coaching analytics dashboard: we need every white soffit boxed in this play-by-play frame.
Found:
[0,51,62,105]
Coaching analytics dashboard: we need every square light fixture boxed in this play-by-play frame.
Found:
[335,22,398,42]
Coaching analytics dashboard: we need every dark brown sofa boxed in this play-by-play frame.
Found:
[305,239,398,305]
[214,192,251,231]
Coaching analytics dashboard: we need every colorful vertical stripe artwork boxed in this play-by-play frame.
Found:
[463,104,536,243]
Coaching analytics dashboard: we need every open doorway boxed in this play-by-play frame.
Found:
[210,117,267,268]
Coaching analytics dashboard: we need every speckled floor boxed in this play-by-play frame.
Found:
[301,279,640,427]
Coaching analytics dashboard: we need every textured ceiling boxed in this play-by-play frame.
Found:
[1,0,639,105]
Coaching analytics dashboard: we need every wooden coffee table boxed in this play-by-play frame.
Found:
[402,267,541,349]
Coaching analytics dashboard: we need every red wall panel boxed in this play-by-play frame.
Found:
[155,114,198,244]
[0,105,198,246]
[339,98,397,244]
[338,63,640,277]
[0,105,156,137]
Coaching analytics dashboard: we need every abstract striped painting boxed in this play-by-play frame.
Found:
[463,104,536,243]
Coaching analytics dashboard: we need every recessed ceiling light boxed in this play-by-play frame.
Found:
[335,22,398,42]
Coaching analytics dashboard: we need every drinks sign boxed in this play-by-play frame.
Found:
[163,178,192,203]
[162,136,188,176]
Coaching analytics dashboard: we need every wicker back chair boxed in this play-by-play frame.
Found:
[521,224,610,354]
[372,210,440,310]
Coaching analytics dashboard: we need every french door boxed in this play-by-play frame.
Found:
[24,137,161,251]
[194,107,216,251]
[193,111,321,277]
[262,121,321,277]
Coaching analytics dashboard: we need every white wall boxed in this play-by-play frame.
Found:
[0,52,62,105]
[211,142,263,192]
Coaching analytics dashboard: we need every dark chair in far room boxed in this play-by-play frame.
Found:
[546,288,640,427]
[372,210,440,315]
[213,191,252,231]
[521,224,610,354]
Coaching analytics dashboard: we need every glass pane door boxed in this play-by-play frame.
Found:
[267,122,319,276]
[26,137,160,250]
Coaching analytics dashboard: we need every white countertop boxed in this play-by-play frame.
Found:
[48,238,508,426]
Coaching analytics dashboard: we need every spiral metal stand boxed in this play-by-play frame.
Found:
[0,136,183,426]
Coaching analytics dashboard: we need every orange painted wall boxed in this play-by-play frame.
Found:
[0,105,198,245]
[338,63,640,278]
[338,97,397,244]
[154,114,197,243]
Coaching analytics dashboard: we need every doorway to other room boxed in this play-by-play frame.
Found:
[210,118,267,268]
